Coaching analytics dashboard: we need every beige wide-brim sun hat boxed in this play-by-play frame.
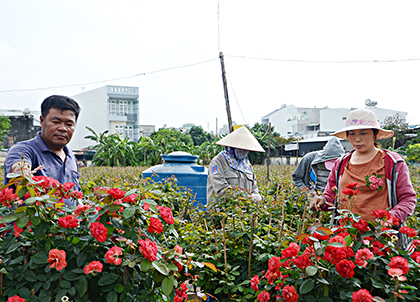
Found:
[332,108,394,140]
[216,125,265,152]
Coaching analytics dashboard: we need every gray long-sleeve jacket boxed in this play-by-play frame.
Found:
[292,137,345,192]
[206,152,258,205]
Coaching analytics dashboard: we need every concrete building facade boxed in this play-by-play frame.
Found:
[262,102,407,138]
[70,85,140,149]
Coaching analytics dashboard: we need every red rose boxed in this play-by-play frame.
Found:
[281,243,300,259]
[268,256,281,272]
[33,176,60,190]
[250,275,260,292]
[139,238,158,262]
[411,251,420,263]
[62,182,75,192]
[157,206,175,225]
[389,256,409,275]
[123,194,137,204]
[0,187,18,207]
[143,202,150,211]
[352,219,370,234]
[336,259,355,278]
[282,285,299,302]
[292,255,310,269]
[105,246,123,265]
[342,188,359,196]
[147,217,164,234]
[352,289,373,302]
[47,249,67,271]
[6,296,26,302]
[372,209,390,219]
[74,204,92,216]
[257,291,270,302]
[89,222,108,243]
[355,248,374,268]
[84,261,103,274]
[400,226,418,238]
[14,220,32,238]
[345,182,358,189]
[71,190,83,199]
[58,215,79,229]
[107,188,126,200]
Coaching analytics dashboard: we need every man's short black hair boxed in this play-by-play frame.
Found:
[41,95,81,120]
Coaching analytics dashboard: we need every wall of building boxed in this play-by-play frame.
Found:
[69,85,140,149]
[70,86,109,149]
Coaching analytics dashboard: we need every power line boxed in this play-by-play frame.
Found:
[226,55,420,63]
[226,69,246,125]
[0,58,219,94]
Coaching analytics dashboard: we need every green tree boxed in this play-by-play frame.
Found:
[150,128,193,146]
[188,126,215,146]
[381,114,410,149]
[0,115,11,144]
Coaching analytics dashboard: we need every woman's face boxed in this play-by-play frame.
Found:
[347,129,376,153]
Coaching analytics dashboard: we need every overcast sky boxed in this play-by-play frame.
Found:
[1,0,420,133]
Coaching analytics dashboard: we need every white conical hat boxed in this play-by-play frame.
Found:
[216,125,265,152]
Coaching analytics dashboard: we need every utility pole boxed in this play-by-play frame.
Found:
[267,122,271,181]
[219,52,233,133]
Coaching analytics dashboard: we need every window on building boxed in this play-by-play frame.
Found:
[115,125,124,135]
[124,126,133,139]
[109,100,116,115]
[119,100,128,115]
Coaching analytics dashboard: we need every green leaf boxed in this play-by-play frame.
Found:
[0,214,18,224]
[122,207,136,219]
[26,207,36,217]
[152,261,170,276]
[110,217,124,229]
[319,298,333,302]
[75,277,88,297]
[98,273,119,286]
[29,216,41,226]
[162,277,174,297]
[6,242,22,254]
[303,295,317,302]
[306,266,318,276]
[17,186,28,199]
[107,291,118,302]
[107,204,122,213]
[15,206,28,214]
[31,251,48,265]
[140,259,151,272]
[77,251,88,267]
[371,279,385,289]
[300,279,315,295]
[317,277,330,285]
[17,286,31,299]
[344,234,352,246]
[60,280,72,289]
[24,270,38,282]
[9,255,25,265]
[63,272,80,281]
[55,289,67,302]
[113,283,124,293]
[34,221,50,239]
[16,215,29,229]
[327,242,345,248]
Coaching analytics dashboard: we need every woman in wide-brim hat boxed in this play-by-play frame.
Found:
[310,108,416,246]
[206,125,264,208]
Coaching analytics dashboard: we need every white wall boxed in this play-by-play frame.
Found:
[268,104,296,136]
[320,108,350,132]
[69,87,109,149]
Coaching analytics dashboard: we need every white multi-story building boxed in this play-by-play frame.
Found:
[69,85,141,149]
[262,101,407,138]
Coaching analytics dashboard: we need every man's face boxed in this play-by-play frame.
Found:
[40,107,76,151]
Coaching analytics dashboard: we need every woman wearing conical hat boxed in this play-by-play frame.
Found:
[310,108,416,234]
[206,125,265,207]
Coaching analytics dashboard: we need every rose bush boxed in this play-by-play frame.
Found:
[250,183,420,302]
[0,171,201,302]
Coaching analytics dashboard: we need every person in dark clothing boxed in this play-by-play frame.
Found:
[292,137,345,193]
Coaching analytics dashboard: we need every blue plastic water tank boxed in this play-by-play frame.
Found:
[142,151,208,209]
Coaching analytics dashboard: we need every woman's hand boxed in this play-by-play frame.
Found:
[310,195,326,211]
